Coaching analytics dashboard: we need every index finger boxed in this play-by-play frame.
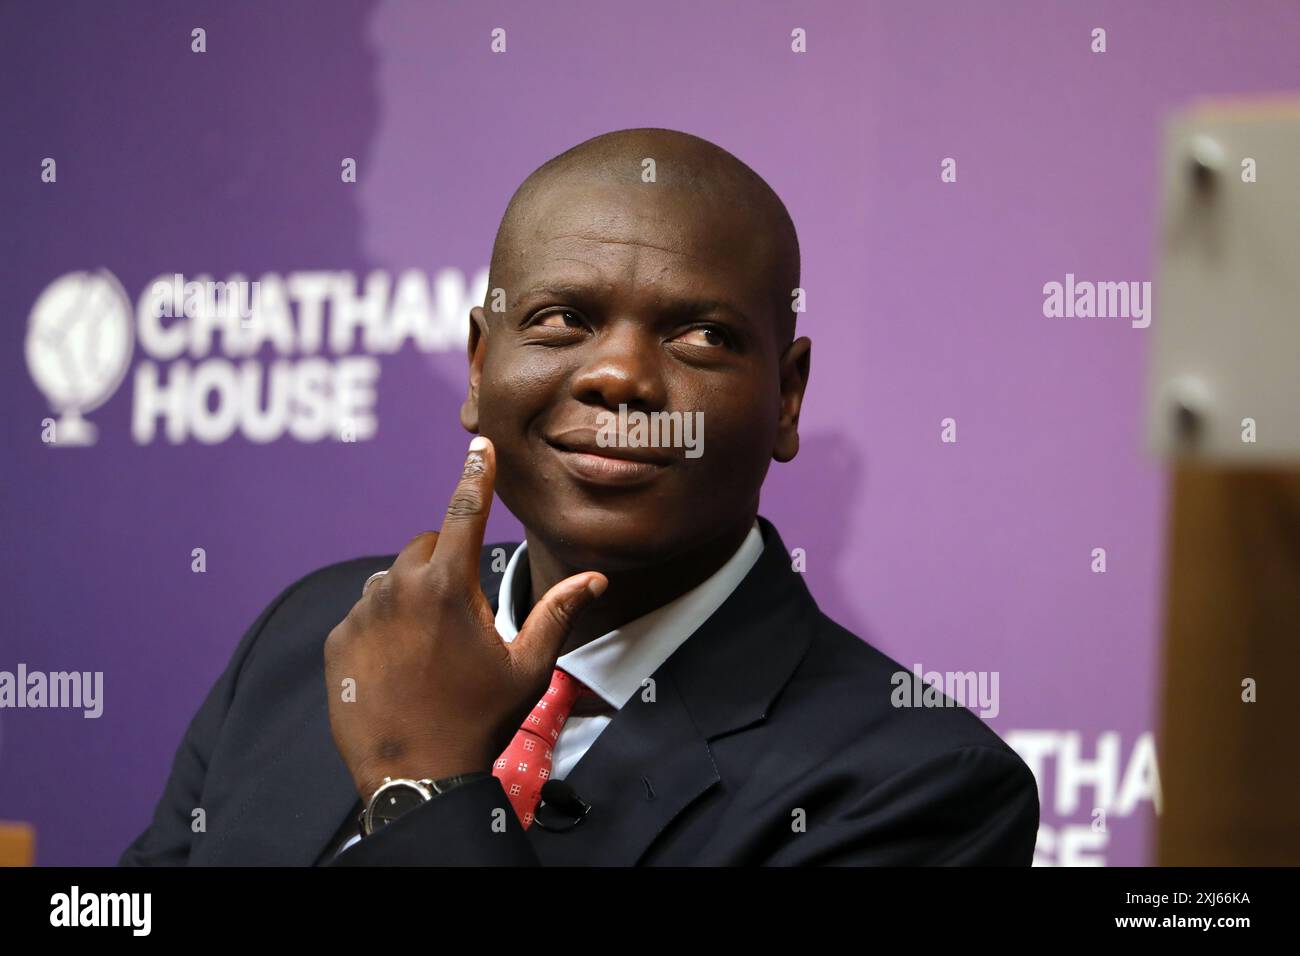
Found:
[431,434,495,584]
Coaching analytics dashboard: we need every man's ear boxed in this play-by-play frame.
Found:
[459,306,490,433]
[773,336,811,463]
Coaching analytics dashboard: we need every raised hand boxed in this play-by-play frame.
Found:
[323,436,608,802]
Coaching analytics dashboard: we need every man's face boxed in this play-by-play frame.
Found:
[465,175,801,571]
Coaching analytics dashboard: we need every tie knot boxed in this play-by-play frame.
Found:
[513,668,596,743]
[544,667,594,711]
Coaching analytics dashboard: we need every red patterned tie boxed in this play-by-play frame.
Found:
[492,668,597,829]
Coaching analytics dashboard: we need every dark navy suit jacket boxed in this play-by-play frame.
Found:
[120,516,1039,866]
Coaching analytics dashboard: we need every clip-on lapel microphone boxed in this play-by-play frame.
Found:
[534,780,592,832]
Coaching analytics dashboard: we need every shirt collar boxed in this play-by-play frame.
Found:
[494,521,765,712]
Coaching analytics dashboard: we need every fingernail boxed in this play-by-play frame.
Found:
[469,436,488,453]
[586,576,607,599]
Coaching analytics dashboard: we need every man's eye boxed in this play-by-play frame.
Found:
[536,310,585,329]
[673,326,728,348]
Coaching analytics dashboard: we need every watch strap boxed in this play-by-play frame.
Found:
[424,771,492,794]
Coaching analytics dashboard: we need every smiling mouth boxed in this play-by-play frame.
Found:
[544,437,672,486]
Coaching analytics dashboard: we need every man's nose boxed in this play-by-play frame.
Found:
[569,322,667,411]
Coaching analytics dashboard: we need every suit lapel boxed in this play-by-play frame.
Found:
[524,516,817,865]
[526,663,719,865]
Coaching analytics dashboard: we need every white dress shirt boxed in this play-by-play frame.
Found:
[494,519,764,781]
[333,520,763,858]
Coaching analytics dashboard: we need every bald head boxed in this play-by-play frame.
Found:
[488,128,800,342]
[464,128,813,572]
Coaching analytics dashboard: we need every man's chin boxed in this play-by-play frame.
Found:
[521,510,689,574]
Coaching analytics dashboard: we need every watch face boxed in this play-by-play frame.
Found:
[370,783,426,830]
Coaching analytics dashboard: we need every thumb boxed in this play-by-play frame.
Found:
[511,572,608,672]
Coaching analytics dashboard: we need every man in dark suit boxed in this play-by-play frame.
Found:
[120,127,1038,866]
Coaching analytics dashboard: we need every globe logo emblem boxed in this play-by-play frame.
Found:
[26,270,135,447]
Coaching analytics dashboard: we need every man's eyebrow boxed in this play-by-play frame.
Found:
[517,283,597,303]
[517,284,754,326]
[662,297,754,327]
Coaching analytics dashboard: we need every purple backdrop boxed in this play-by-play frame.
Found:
[3,0,1298,866]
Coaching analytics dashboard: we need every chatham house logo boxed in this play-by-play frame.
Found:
[26,266,487,447]
[26,270,135,447]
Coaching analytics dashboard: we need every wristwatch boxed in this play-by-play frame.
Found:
[358,772,491,838]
